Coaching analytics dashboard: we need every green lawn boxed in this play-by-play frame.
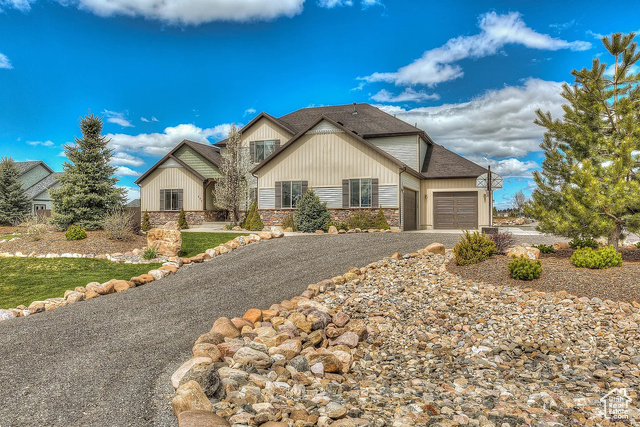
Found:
[0,258,161,309]
[180,232,249,258]
[0,234,16,241]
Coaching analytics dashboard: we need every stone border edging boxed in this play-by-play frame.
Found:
[169,242,447,427]
[0,230,284,321]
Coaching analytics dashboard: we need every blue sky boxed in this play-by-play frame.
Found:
[1,0,638,207]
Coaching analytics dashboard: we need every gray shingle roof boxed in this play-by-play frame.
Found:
[15,161,50,176]
[421,144,487,179]
[277,103,420,137]
[25,173,61,199]
[183,140,222,167]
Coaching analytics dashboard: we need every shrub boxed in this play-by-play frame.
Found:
[142,247,158,260]
[508,256,542,280]
[280,213,297,231]
[569,237,599,249]
[294,189,331,233]
[532,243,555,254]
[65,225,87,241]
[223,224,233,230]
[571,246,622,269]
[327,220,348,231]
[242,201,264,231]
[373,208,390,230]
[486,230,515,254]
[178,207,189,230]
[635,241,640,249]
[346,210,374,230]
[19,215,52,241]
[141,211,151,232]
[453,230,497,266]
[102,209,134,241]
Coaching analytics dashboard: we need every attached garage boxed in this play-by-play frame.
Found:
[403,189,417,231]
[433,191,478,230]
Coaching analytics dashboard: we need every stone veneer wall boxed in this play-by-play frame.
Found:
[148,211,205,227]
[259,208,400,228]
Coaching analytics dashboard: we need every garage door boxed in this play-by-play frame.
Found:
[434,192,478,230]
[403,189,417,231]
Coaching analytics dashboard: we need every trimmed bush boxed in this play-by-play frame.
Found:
[178,207,189,230]
[65,225,87,241]
[142,247,158,260]
[294,190,331,233]
[532,243,555,254]
[281,212,297,231]
[569,237,598,249]
[486,230,515,255]
[346,210,374,230]
[141,211,151,232]
[508,256,542,280]
[373,208,390,230]
[571,246,622,269]
[453,230,497,266]
[102,209,134,241]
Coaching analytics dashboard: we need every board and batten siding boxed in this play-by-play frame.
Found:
[257,128,400,189]
[241,117,292,148]
[174,146,222,179]
[140,163,203,211]
[420,178,490,229]
[367,135,419,171]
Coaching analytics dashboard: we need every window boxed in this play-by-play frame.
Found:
[281,181,303,208]
[162,189,182,211]
[253,140,276,162]
[349,179,372,208]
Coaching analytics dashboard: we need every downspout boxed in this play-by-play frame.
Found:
[398,166,407,230]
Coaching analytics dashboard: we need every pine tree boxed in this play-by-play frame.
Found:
[294,189,331,233]
[373,208,390,230]
[141,211,151,232]
[178,207,189,229]
[0,157,31,225]
[212,124,252,224]
[526,32,640,249]
[50,112,126,230]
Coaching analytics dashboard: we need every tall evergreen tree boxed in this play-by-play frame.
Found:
[525,32,640,249]
[0,157,31,225]
[50,112,126,230]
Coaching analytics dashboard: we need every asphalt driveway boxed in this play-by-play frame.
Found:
[0,233,560,426]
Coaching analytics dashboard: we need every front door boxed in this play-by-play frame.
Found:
[403,189,417,231]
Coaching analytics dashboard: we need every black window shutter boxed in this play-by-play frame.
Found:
[159,190,165,211]
[178,189,184,210]
[249,142,255,163]
[301,181,308,195]
[275,181,282,209]
[372,178,379,208]
[342,179,349,208]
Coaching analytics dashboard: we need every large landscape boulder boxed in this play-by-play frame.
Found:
[172,381,214,416]
[505,246,540,260]
[147,223,182,257]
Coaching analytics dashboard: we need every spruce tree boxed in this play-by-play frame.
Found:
[0,157,31,225]
[141,211,151,232]
[178,207,189,229]
[525,32,640,249]
[50,112,126,230]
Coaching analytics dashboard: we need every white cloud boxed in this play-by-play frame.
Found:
[67,0,304,25]
[244,108,256,116]
[0,0,34,11]
[465,156,539,178]
[115,166,141,177]
[118,185,140,202]
[103,110,134,127]
[362,11,591,87]
[361,0,381,7]
[0,53,13,69]
[350,82,366,91]
[110,152,145,167]
[26,140,54,147]
[107,123,233,156]
[140,117,149,122]
[151,116,158,122]
[371,88,440,103]
[318,0,352,7]
[376,78,566,158]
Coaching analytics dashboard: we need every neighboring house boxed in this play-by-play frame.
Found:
[136,103,491,230]
[15,161,62,214]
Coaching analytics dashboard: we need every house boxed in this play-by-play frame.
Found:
[136,103,491,230]
[15,161,62,214]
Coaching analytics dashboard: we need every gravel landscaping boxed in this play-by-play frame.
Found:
[170,249,640,427]
[449,255,640,303]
